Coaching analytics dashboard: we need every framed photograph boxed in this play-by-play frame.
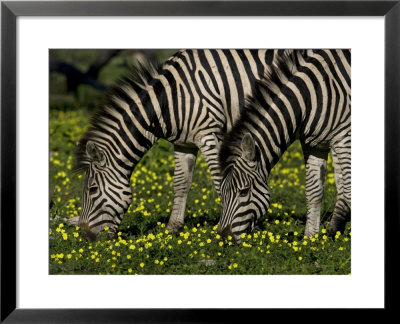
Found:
[1,0,398,322]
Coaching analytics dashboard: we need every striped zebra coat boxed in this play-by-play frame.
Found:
[75,49,287,240]
[218,50,351,243]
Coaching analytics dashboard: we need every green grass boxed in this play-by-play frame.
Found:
[49,108,350,275]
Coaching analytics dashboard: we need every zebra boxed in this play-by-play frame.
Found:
[218,49,351,243]
[74,49,290,240]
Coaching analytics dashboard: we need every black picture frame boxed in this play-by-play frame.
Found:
[1,0,399,322]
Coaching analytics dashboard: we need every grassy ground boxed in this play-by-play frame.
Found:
[49,50,350,275]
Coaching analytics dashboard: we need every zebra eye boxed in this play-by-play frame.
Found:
[239,187,250,197]
[89,186,98,196]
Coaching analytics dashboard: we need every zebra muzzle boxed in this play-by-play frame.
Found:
[79,222,98,242]
[217,224,233,238]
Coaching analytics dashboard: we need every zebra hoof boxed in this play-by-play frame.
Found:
[166,222,184,234]
[327,216,347,237]
[327,223,345,238]
[304,228,319,238]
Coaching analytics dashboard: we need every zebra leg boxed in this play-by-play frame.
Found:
[328,138,351,236]
[167,144,199,233]
[302,145,329,237]
[197,133,223,195]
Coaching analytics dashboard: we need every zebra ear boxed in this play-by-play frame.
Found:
[86,141,106,166]
[241,133,256,162]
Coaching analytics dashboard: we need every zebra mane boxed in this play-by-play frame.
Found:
[73,57,166,172]
[219,50,305,173]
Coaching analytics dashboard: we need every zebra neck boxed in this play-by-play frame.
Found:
[254,133,293,177]
[96,92,164,177]
[245,104,302,175]
[97,128,157,180]
[138,83,169,140]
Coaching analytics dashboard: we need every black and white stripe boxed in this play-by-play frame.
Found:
[75,49,287,239]
[218,49,351,243]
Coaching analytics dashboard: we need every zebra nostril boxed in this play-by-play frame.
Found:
[107,231,117,240]
[85,231,97,242]
[218,224,233,238]
[78,220,88,230]
[78,221,98,241]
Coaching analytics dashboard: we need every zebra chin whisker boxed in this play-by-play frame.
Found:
[83,231,98,243]
[89,219,118,231]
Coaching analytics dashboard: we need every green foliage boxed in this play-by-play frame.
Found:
[49,49,176,110]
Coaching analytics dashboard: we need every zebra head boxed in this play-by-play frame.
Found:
[218,133,269,244]
[78,140,132,241]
